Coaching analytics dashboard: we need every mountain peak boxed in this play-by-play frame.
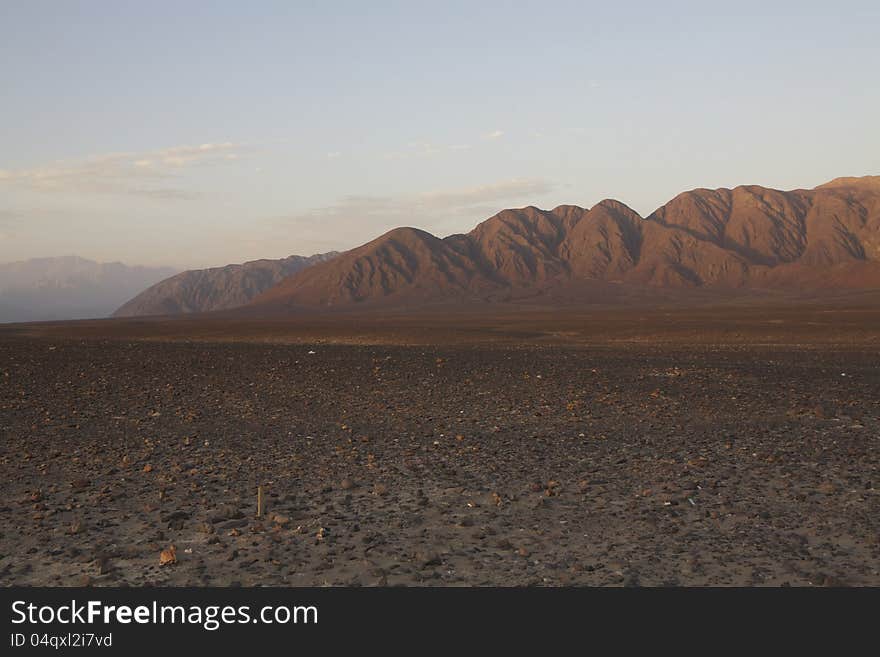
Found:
[816,175,880,191]
[362,226,441,250]
[245,176,880,310]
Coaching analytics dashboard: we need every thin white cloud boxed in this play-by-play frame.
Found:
[187,178,558,260]
[285,178,555,234]
[0,142,248,199]
[412,179,553,211]
[384,129,515,160]
[384,141,472,160]
[262,178,555,254]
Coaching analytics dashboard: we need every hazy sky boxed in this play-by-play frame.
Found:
[1,1,878,268]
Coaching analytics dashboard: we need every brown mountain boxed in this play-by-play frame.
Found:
[245,175,880,310]
[113,252,338,317]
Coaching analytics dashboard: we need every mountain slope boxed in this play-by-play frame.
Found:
[0,256,176,323]
[114,252,338,316]
[247,176,880,311]
[254,229,499,306]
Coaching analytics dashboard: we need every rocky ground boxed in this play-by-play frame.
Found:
[1,333,878,586]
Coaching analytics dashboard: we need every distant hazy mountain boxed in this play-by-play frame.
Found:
[0,256,177,323]
[248,176,880,310]
[113,252,339,317]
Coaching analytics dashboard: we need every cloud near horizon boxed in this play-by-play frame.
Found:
[277,178,556,248]
[231,177,559,261]
[0,142,248,199]
[0,210,20,240]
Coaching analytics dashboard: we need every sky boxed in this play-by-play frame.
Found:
[1,1,878,269]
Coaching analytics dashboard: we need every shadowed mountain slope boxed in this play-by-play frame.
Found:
[114,252,337,316]
[241,176,880,310]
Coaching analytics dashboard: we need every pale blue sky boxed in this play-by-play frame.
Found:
[1,1,878,267]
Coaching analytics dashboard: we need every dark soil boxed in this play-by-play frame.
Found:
[1,330,878,586]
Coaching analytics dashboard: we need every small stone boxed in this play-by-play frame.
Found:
[161,510,190,523]
[812,403,837,419]
[159,545,177,566]
[416,550,441,567]
[143,464,153,473]
[271,514,290,526]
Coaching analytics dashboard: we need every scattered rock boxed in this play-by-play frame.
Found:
[161,510,190,523]
[416,550,442,567]
[159,545,177,566]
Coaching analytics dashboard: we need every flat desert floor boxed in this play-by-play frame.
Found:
[1,301,879,586]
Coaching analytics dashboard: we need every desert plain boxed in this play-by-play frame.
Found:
[1,296,878,587]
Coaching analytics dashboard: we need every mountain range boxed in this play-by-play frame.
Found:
[6,176,879,322]
[247,176,880,310]
[114,252,338,317]
[0,256,176,323]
